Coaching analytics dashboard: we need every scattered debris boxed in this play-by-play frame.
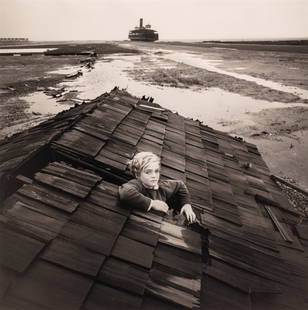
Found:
[272,175,308,217]
[44,86,66,98]
[65,70,83,79]
[242,162,252,169]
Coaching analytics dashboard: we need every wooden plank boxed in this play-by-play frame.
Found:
[264,205,294,243]
[121,214,161,246]
[17,183,79,213]
[54,129,105,157]
[160,165,186,182]
[82,113,121,134]
[0,227,45,273]
[71,202,126,236]
[35,172,90,198]
[112,235,154,269]
[42,238,106,276]
[159,221,202,255]
[74,119,110,141]
[132,209,163,224]
[126,109,151,124]
[186,160,208,178]
[96,180,119,196]
[96,148,130,166]
[296,224,308,241]
[186,144,205,162]
[95,153,128,171]
[5,216,60,243]
[164,139,185,156]
[147,120,166,134]
[206,257,281,294]
[11,193,70,222]
[60,221,118,256]
[200,213,279,254]
[154,243,203,278]
[112,129,141,146]
[146,279,200,309]
[209,234,290,283]
[83,283,142,310]
[0,266,18,300]
[7,201,66,239]
[164,130,185,144]
[150,266,201,295]
[102,139,136,159]
[88,189,129,216]
[144,129,165,140]
[92,106,126,122]
[98,257,149,295]
[201,275,251,310]
[42,161,101,187]
[11,260,93,310]
[137,138,163,155]
[142,134,164,145]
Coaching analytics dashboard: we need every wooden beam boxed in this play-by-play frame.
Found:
[264,205,294,243]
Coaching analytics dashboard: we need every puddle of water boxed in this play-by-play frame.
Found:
[162,52,308,100]
[24,92,72,115]
[0,48,56,54]
[48,65,82,75]
[54,54,306,131]
[19,51,307,135]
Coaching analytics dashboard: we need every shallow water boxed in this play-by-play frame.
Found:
[161,51,308,100]
[21,51,306,133]
[55,54,306,131]
[25,92,72,115]
[0,48,56,54]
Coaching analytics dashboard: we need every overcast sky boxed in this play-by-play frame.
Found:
[1,0,307,41]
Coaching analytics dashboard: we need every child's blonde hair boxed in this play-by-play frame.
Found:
[128,152,160,177]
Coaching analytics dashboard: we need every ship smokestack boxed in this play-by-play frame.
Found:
[139,18,143,28]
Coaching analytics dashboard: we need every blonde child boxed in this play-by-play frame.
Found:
[118,151,196,223]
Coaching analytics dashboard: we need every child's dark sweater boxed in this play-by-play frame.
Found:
[118,179,191,212]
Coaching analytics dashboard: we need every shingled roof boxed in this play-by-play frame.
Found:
[1,89,308,310]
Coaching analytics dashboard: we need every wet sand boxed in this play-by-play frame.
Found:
[0,40,307,191]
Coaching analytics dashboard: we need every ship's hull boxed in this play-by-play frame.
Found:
[129,30,158,42]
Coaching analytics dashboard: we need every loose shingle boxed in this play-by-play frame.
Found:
[0,227,45,273]
[34,172,90,199]
[54,129,105,157]
[6,260,93,310]
[98,257,149,295]
[112,235,154,269]
[41,238,105,277]
[83,283,142,310]
[17,183,79,213]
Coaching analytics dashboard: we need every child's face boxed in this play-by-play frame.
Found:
[138,161,160,188]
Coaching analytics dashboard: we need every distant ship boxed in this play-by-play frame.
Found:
[129,18,159,42]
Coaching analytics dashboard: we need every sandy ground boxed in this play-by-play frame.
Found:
[0,41,308,192]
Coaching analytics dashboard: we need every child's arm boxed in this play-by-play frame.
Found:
[119,182,169,213]
[168,180,196,223]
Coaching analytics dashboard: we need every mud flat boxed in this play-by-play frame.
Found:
[0,42,138,139]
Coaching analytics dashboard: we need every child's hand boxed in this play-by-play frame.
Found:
[180,204,196,223]
[151,200,169,213]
